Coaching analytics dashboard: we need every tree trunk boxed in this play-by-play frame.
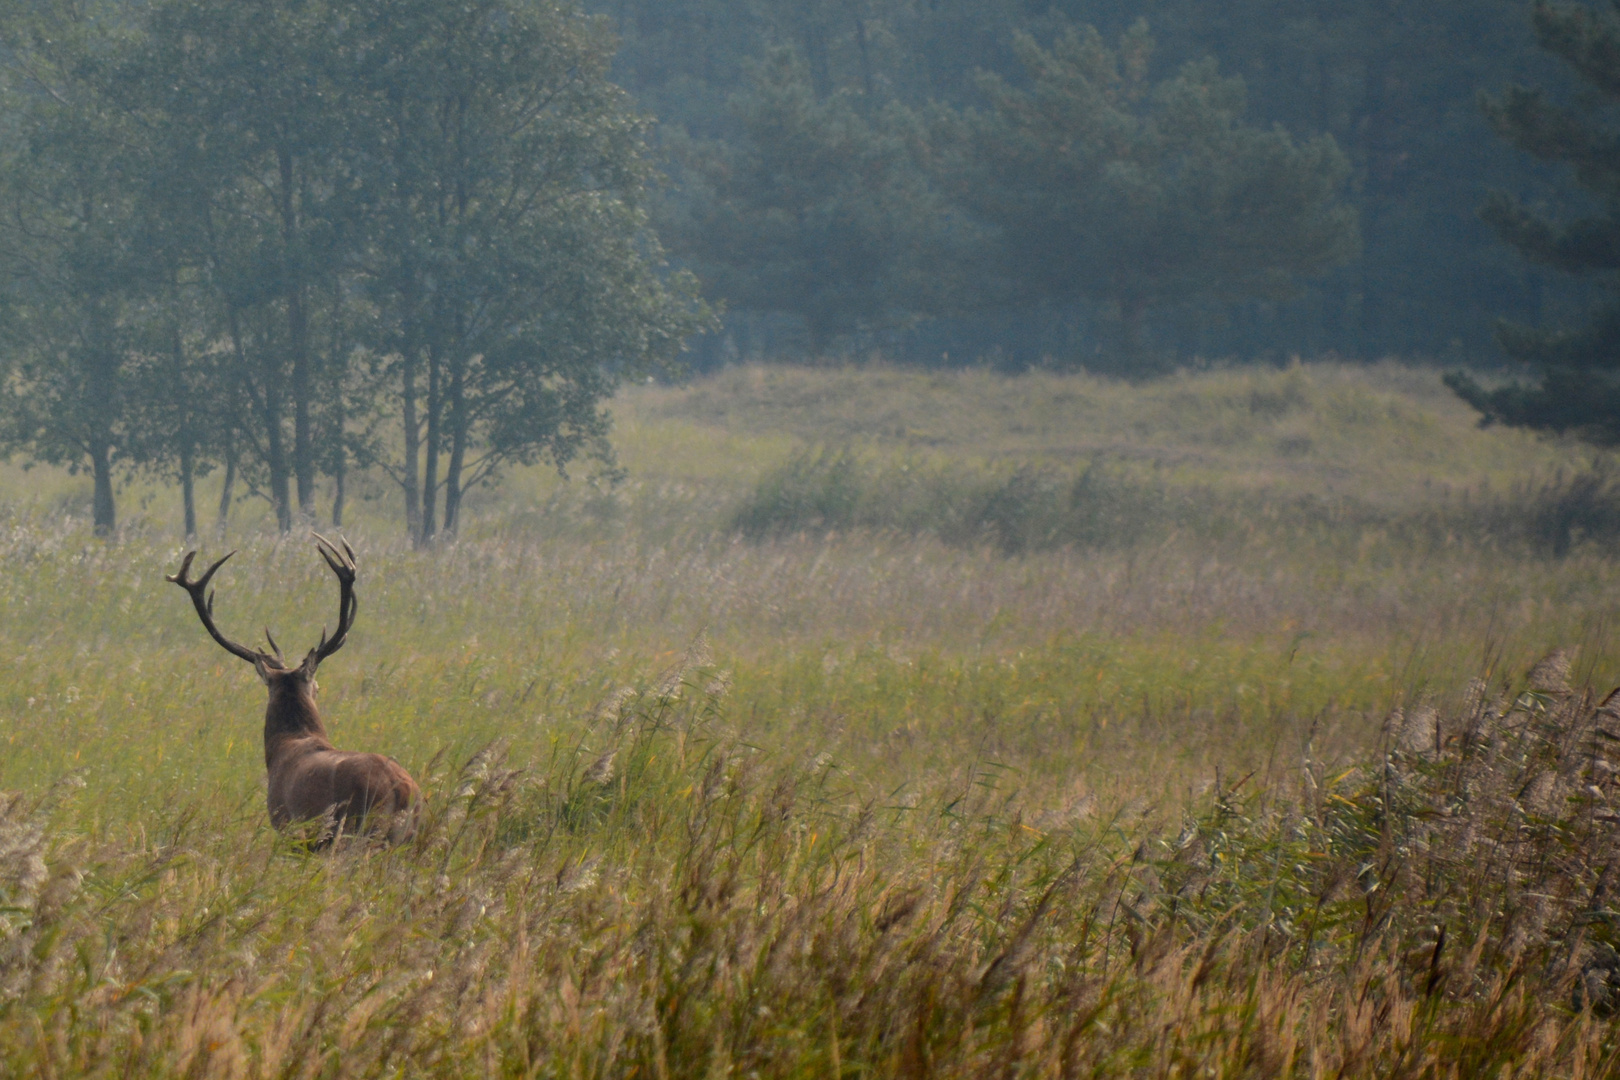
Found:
[84,300,119,539]
[90,438,116,538]
[330,397,346,529]
[854,11,874,100]
[332,458,345,529]
[172,322,197,540]
[443,355,468,536]
[803,18,832,100]
[229,305,292,532]
[216,444,236,541]
[289,286,315,522]
[1356,47,1392,357]
[327,278,349,530]
[419,344,443,546]
[1121,296,1147,361]
[263,380,293,535]
[401,349,422,540]
[278,143,317,523]
[180,442,197,540]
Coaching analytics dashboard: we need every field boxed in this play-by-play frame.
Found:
[3,360,1620,1076]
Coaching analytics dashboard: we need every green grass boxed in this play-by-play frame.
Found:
[2,360,1620,1075]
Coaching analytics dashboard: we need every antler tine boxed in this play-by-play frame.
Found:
[312,532,355,577]
[165,550,197,584]
[166,548,236,590]
[167,550,269,667]
[264,627,284,663]
[304,534,359,672]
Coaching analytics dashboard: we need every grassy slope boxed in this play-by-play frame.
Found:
[1,361,1618,1075]
[5,362,1615,808]
[616,361,1587,502]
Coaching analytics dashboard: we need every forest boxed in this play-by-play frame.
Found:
[600,0,1592,366]
[1,0,1617,542]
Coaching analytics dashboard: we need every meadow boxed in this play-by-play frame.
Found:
[2,360,1620,1076]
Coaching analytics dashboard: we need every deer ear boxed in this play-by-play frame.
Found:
[253,656,274,685]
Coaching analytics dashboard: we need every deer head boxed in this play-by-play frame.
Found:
[168,535,419,842]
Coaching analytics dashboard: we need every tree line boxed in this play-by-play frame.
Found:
[0,0,710,541]
[607,0,1620,449]
[599,0,1583,366]
[1,0,1613,538]
[655,22,1357,362]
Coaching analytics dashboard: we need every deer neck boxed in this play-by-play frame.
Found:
[262,682,335,765]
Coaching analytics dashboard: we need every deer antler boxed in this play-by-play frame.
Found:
[167,550,274,666]
[303,533,358,673]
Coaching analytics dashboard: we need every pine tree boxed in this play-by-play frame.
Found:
[1446,2,1620,445]
[935,20,1357,365]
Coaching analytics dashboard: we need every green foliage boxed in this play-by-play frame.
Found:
[331,0,713,541]
[730,448,1173,554]
[1450,2,1620,446]
[0,0,712,543]
[0,0,158,535]
[935,21,1357,363]
[600,0,1566,362]
[665,48,961,350]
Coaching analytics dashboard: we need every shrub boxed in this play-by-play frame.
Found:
[729,448,1176,554]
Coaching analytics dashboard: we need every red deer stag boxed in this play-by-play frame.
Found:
[168,535,419,843]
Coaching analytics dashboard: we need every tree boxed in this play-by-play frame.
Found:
[345,0,712,545]
[1446,2,1620,446]
[935,20,1358,364]
[665,48,964,352]
[123,275,243,541]
[0,2,153,536]
[132,0,362,533]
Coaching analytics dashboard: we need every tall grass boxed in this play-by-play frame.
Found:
[1,360,1620,1074]
[6,641,1620,1075]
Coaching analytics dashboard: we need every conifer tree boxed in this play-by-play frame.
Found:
[1446,2,1620,445]
[936,20,1357,364]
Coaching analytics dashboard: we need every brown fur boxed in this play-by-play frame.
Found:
[259,666,420,843]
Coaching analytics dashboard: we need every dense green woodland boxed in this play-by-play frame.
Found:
[0,0,1617,540]
[602,0,1596,365]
